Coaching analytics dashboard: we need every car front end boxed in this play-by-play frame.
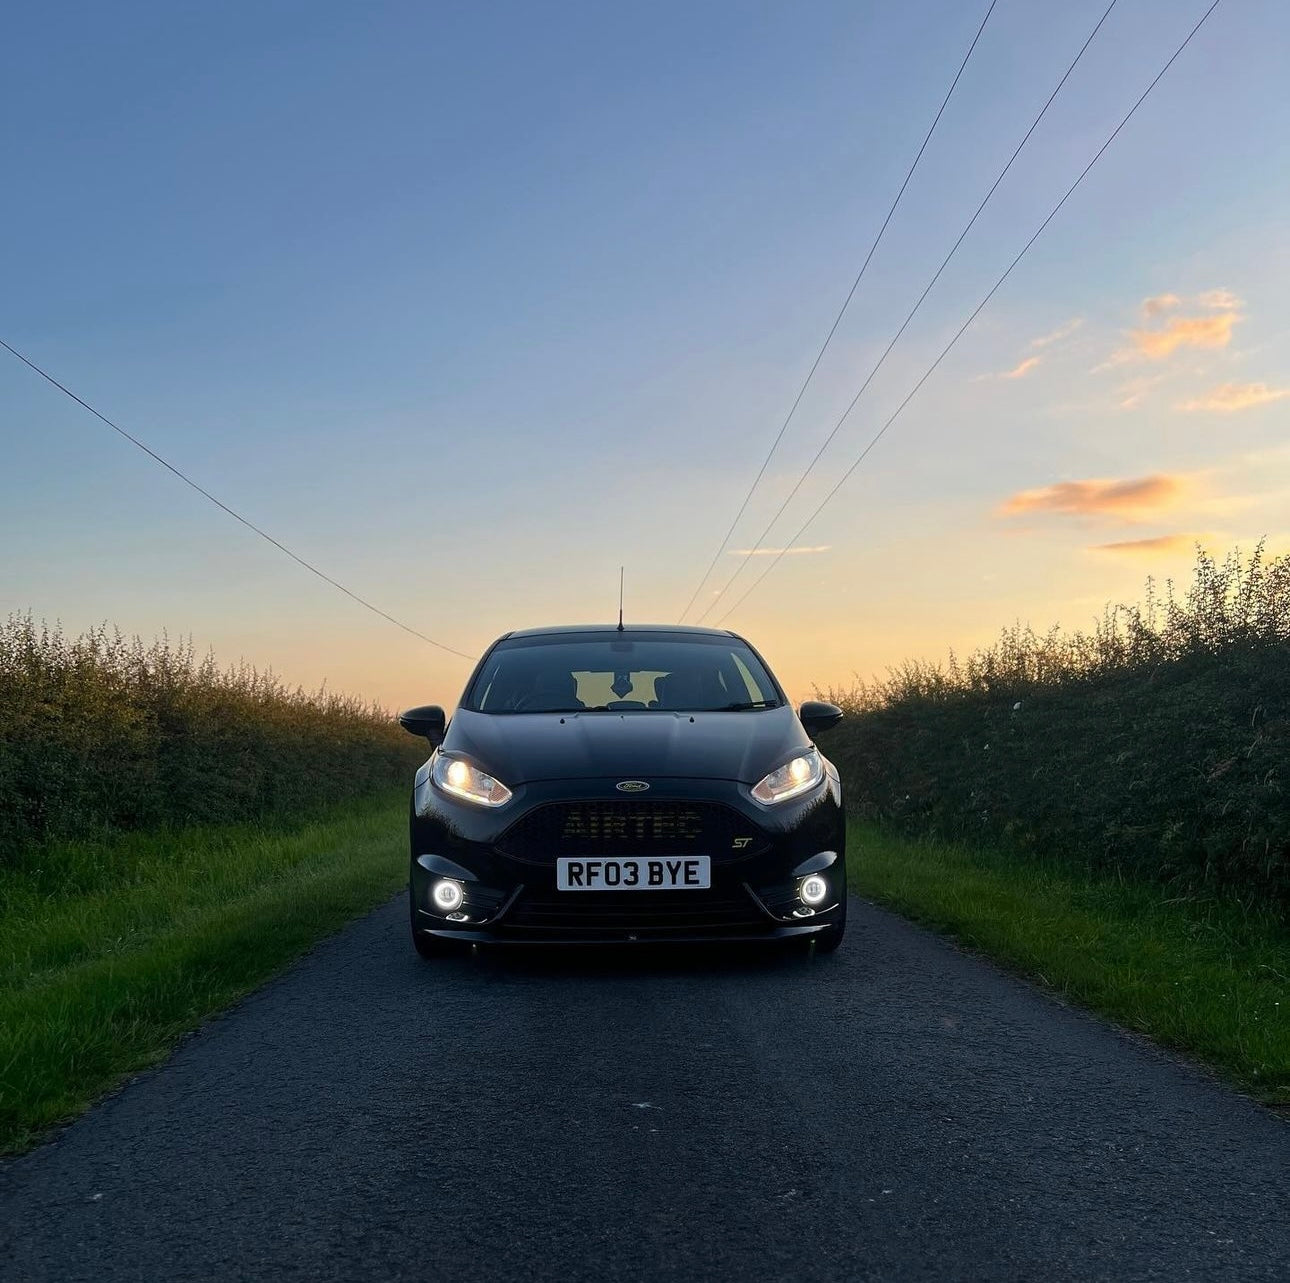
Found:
[400,626,847,955]
[409,754,845,947]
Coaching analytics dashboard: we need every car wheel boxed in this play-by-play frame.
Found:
[412,928,468,960]
[409,892,468,959]
[811,899,847,955]
[813,923,845,954]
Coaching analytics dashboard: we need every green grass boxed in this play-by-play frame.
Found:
[0,791,408,1155]
[848,822,1290,1107]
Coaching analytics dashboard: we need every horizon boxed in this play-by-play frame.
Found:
[7,539,1274,715]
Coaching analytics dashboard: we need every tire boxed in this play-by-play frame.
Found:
[409,892,468,959]
[412,928,466,959]
[813,922,845,954]
[811,898,847,954]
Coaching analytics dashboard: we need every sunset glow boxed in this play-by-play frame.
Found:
[2,2,1287,712]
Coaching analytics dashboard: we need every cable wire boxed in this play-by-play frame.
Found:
[696,0,1118,624]
[675,0,998,623]
[714,0,1224,627]
[0,337,478,661]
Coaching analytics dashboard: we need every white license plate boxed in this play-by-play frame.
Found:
[556,856,711,891]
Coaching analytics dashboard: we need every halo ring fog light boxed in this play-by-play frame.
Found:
[432,879,465,913]
[800,874,828,907]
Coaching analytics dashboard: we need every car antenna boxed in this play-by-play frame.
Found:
[617,566,625,631]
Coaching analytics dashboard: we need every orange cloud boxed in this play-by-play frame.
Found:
[999,475,1185,519]
[1141,293,1181,319]
[1001,355,1041,380]
[1179,382,1290,413]
[1090,534,1209,556]
[974,354,1042,383]
[1130,311,1240,360]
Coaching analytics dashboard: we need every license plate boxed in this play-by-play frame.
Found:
[556,856,711,891]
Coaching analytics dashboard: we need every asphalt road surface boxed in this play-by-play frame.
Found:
[2,895,1287,1282]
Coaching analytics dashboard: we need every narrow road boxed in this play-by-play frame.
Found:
[2,895,1286,1281]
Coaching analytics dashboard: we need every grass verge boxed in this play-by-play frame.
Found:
[0,791,408,1156]
[848,822,1290,1107]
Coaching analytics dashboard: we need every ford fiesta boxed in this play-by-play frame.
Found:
[398,625,846,956]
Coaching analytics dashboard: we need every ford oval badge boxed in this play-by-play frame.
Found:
[616,780,650,793]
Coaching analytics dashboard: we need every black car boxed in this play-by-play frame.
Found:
[398,624,846,956]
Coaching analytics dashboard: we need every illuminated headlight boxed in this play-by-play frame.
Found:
[800,874,828,906]
[751,748,824,805]
[432,879,465,913]
[431,753,512,807]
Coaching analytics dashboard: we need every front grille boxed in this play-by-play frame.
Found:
[502,887,766,933]
[459,884,509,920]
[754,879,800,920]
[496,799,768,864]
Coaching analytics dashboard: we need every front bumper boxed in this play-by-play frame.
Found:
[408,769,846,945]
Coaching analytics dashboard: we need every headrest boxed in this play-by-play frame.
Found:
[531,669,578,699]
[657,670,708,709]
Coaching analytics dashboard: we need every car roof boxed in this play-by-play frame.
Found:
[498,623,740,641]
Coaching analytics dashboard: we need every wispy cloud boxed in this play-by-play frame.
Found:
[975,354,1043,383]
[1141,293,1182,319]
[1130,311,1240,361]
[1178,381,1290,413]
[1002,355,1041,380]
[999,475,1185,520]
[1030,317,1083,349]
[1197,287,1242,310]
[1116,374,1167,410]
[1097,289,1245,370]
[728,544,831,557]
[977,318,1082,382]
[1090,533,1209,557]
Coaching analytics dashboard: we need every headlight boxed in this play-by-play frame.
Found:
[431,752,512,807]
[751,748,824,805]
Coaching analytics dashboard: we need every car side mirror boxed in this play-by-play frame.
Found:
[399,704,447,748]
[799,700,843,736]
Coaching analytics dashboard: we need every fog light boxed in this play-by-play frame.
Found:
[432,879,464,913]
[800,874,828,906]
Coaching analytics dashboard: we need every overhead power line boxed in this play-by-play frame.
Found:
[696,0,1119,626]
[675,0,998,624]
[713,0,1225,628]
[0,338,478,661]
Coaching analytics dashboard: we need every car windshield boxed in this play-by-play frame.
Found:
[465,633,782,714]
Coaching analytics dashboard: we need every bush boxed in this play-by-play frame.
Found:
[0,616,424,860]
[822,547,1290,905]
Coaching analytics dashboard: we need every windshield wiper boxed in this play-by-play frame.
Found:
[710,700,779,711]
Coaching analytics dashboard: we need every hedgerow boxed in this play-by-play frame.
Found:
[0,616,422,860]
[823,547,1290,905]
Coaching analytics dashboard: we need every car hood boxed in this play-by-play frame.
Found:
[443,705,810,786]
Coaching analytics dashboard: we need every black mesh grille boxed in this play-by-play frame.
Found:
[755,879,800,919]
[497,800,768,864]
[460,884,508,918]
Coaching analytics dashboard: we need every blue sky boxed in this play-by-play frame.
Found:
[3,1,1288,706]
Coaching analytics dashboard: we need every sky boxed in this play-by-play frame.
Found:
[3,0,1289,710]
